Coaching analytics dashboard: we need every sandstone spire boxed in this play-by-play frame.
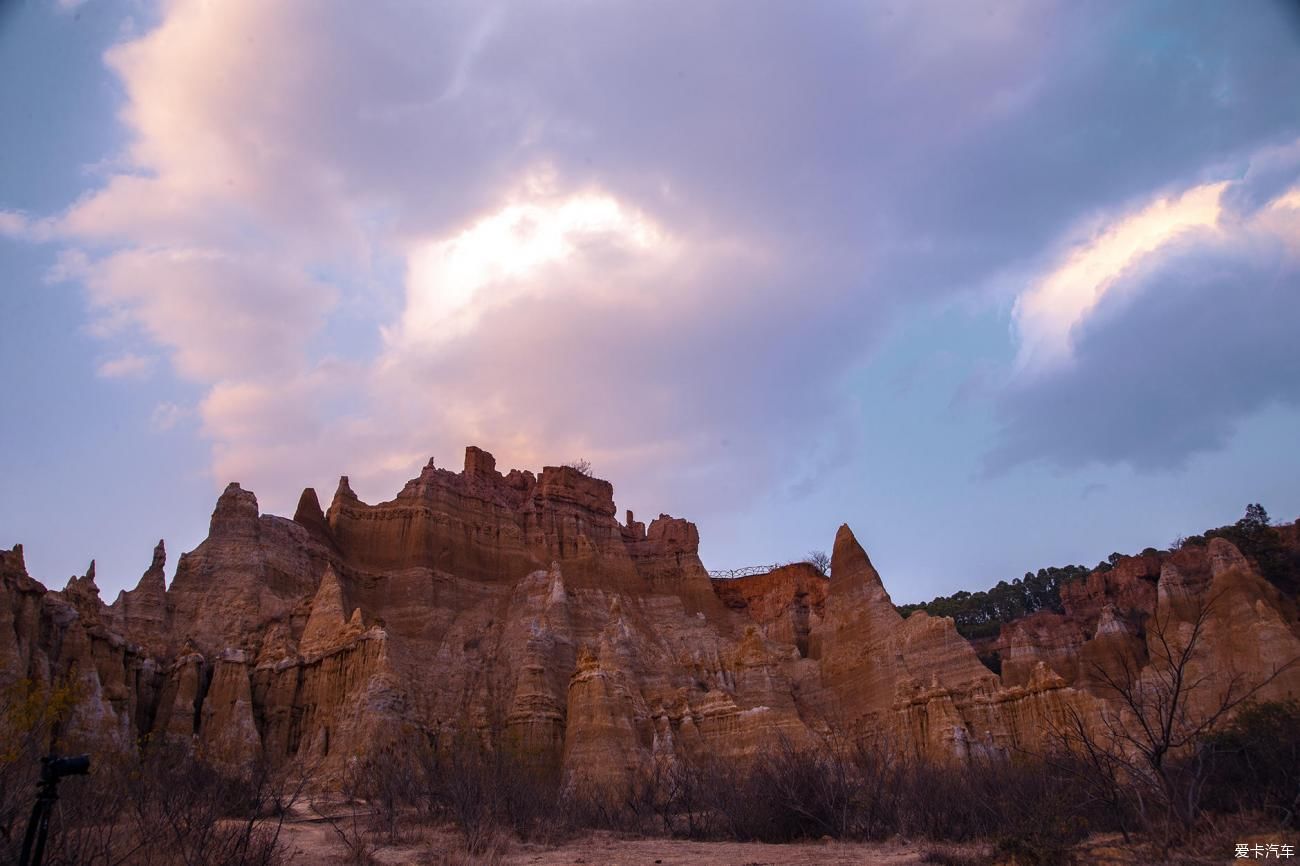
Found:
[142,540,166,592]
[209,482,260,539]
[110,539,169,650]
[300,565,361,656]
[829,524,891,606]
[293,487,332,540]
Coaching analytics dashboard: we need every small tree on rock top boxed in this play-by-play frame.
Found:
[806,550,830,576]
[565,458,593,477]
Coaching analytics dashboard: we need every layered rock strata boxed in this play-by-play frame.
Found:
[2,447,1298,786]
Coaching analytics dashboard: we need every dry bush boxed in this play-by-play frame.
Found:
[405,730,565,853]
[48,745,299,866]
[0,677,299,866]
[0,677,83,861]
[350,744,424,845]
[1200,699,1300,828]
[920,847,995,866]
[1046,593,1299,853]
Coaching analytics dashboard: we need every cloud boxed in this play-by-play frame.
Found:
[79,248,336,383]
[149,401,192,432]
[992,168,1300,472]
[0,210,56,242]
[19,0,1300,514]
[1012,181,1227,374]
[96,353,155,379]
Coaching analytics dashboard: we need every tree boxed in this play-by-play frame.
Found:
[1048,591,1299,849]
[805,550,830,576]
[1238,503,1271,533]
[565,458,593,477]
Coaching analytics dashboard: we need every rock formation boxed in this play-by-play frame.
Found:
[2,446,1298,786]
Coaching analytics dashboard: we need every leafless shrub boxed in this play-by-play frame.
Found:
[351,744,423,845]
[0,674,303,866]
[1046,592,1299,854]
[408,729,565,853]
[805,550,831,576]
[564,458,593,476]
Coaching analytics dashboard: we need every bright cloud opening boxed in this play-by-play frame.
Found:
[393,190,670,349]
[1013,181,1228,373]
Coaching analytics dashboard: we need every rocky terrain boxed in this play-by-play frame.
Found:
[2,446,1299,787]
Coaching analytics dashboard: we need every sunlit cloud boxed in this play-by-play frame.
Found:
[1013,181,1227,374]
[392,183,673,350]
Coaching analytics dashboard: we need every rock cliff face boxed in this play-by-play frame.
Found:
[2,447,1298,784]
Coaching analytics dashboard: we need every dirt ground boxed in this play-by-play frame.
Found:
[276,816,942,865]
[274,808,1250,865]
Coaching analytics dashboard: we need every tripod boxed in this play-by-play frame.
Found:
[18,754,89,866]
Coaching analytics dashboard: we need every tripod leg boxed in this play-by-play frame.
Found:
[17,798,47,866]
[30,802,52,866]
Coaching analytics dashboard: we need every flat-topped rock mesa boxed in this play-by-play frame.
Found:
[2,445,1298,784]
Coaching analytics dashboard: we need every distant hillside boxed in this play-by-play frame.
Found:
[896,504,1300,641]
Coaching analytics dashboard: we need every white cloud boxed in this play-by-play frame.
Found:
[79,248,335,383]
[96,353,155,379]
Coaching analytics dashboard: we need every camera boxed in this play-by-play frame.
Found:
[39,755,89,784]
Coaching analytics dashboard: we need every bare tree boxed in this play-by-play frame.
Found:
[564,459,593,477]
[805,550,830,576]
[1049,591,1299,847]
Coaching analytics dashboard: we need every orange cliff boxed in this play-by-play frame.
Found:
[2,446,1298,784]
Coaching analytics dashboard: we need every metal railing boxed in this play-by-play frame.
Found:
[707,563,788,579]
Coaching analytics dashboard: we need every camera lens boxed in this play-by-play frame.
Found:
[42,755,91,779]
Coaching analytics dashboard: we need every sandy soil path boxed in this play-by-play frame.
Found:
[276,818,935,865]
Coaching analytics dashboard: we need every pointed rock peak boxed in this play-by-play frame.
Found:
[314,566,346,614]
[333,475,358,503]
[294,487,324,522]
[300,566,350,655]
[134,539,167,595]
[64,561,99,595]
[293,487,334,540]
[0,546,30,584]
[830,524,888,599]
[348,607,363,627]
[1207,537,1250,576]
[210,482,260,538]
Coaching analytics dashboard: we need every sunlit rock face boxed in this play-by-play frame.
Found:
[2,447,1298,784]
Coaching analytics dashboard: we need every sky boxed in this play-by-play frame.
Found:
[2,0,1300,605]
